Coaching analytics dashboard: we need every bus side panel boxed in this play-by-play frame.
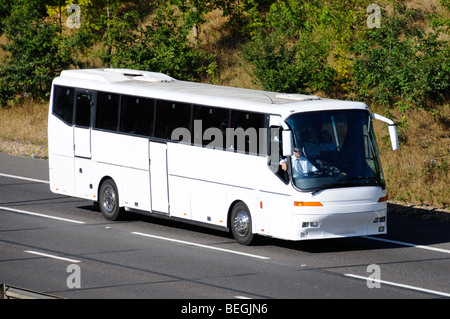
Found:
[50,154,75,196]
[225,187,267,235]
[122,167,151,212]
[167,143,286,231]
[72,157,122,203]
[190,179,227,227]
[91,130,149,170]
[259,191,293,240]
[168,175,191,220]
[91,131,150,209]
[48,116,76,196]
[74,157,98,200]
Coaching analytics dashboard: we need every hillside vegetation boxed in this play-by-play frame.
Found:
[0,0,448,209]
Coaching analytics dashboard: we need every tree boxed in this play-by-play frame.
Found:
[351,2,449,110]
[0,0,216,105]
[0,0,76,105]
[103,1,215,80]
[244,0,336,94]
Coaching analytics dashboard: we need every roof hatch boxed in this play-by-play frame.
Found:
[102,68,175,83]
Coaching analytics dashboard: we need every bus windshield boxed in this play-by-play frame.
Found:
[286,110,385,192]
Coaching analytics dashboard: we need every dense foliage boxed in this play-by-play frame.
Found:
[243,0,449,111]
[0,0,448,111]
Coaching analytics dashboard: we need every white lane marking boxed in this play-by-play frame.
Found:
[131,232,270,260]
[25,250,81,263]
[0,172,49,184]
[363,236,450,254]
[0,206,85,224]
[345,274,450,298]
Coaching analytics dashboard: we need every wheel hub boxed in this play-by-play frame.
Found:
[103,187,116,212]
[234,211,249,236]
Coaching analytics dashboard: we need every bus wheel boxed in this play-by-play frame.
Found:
[99,179,123,221]
[231,202,254,246]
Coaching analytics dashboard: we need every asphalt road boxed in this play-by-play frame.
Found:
[1,153,449,303]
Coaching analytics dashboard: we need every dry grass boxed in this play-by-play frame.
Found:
[199,9,261,89]
[373,104,449,209]
[0,100,48,158]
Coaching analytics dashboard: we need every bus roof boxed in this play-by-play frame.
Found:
[54,69,369,118]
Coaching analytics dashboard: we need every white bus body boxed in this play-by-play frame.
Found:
[48,69,398,245]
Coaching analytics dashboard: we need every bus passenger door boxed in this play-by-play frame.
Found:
[74,90,93,158]
[149,142,169,214]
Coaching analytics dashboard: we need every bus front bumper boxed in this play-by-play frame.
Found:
[293,209,387,240]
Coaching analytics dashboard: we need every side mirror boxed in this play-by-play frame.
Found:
[388,124,399,151]
[371,113,399,151]
[282,130,293,156]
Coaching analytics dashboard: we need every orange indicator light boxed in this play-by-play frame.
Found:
[294,201,323,207]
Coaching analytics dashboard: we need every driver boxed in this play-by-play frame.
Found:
[281,148,318,179]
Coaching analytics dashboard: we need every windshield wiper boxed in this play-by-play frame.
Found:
[310,183,351,195]
[344,176,380,184]
[310,177,379,195]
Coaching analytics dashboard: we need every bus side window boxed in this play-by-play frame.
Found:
[75,91,92,128]
[155,100,191,140]
[95,92,120,131]
[120,96,154,136]
[193,105,228,149]
[230,111,265,155]
[52,85,74,125]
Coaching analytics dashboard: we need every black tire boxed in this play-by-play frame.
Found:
[230,202,255,246]
[99,179,124,221]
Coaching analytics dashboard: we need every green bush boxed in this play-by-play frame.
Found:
[244,0,336,94]
[351,3,449,111]
[0,0,215,105]
[104,3,215,81]
[0,0,76,105]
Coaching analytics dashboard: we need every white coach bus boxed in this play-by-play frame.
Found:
[48,68,398,245]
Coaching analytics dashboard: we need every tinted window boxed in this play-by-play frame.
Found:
[155,100,191,140]
[193,105,229,149]
[229,111,266,155]
[75,91,92,127]
[286,110,385,191]
[120,95,154,136]
[52,85,74,124]
[95,92,120,131]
